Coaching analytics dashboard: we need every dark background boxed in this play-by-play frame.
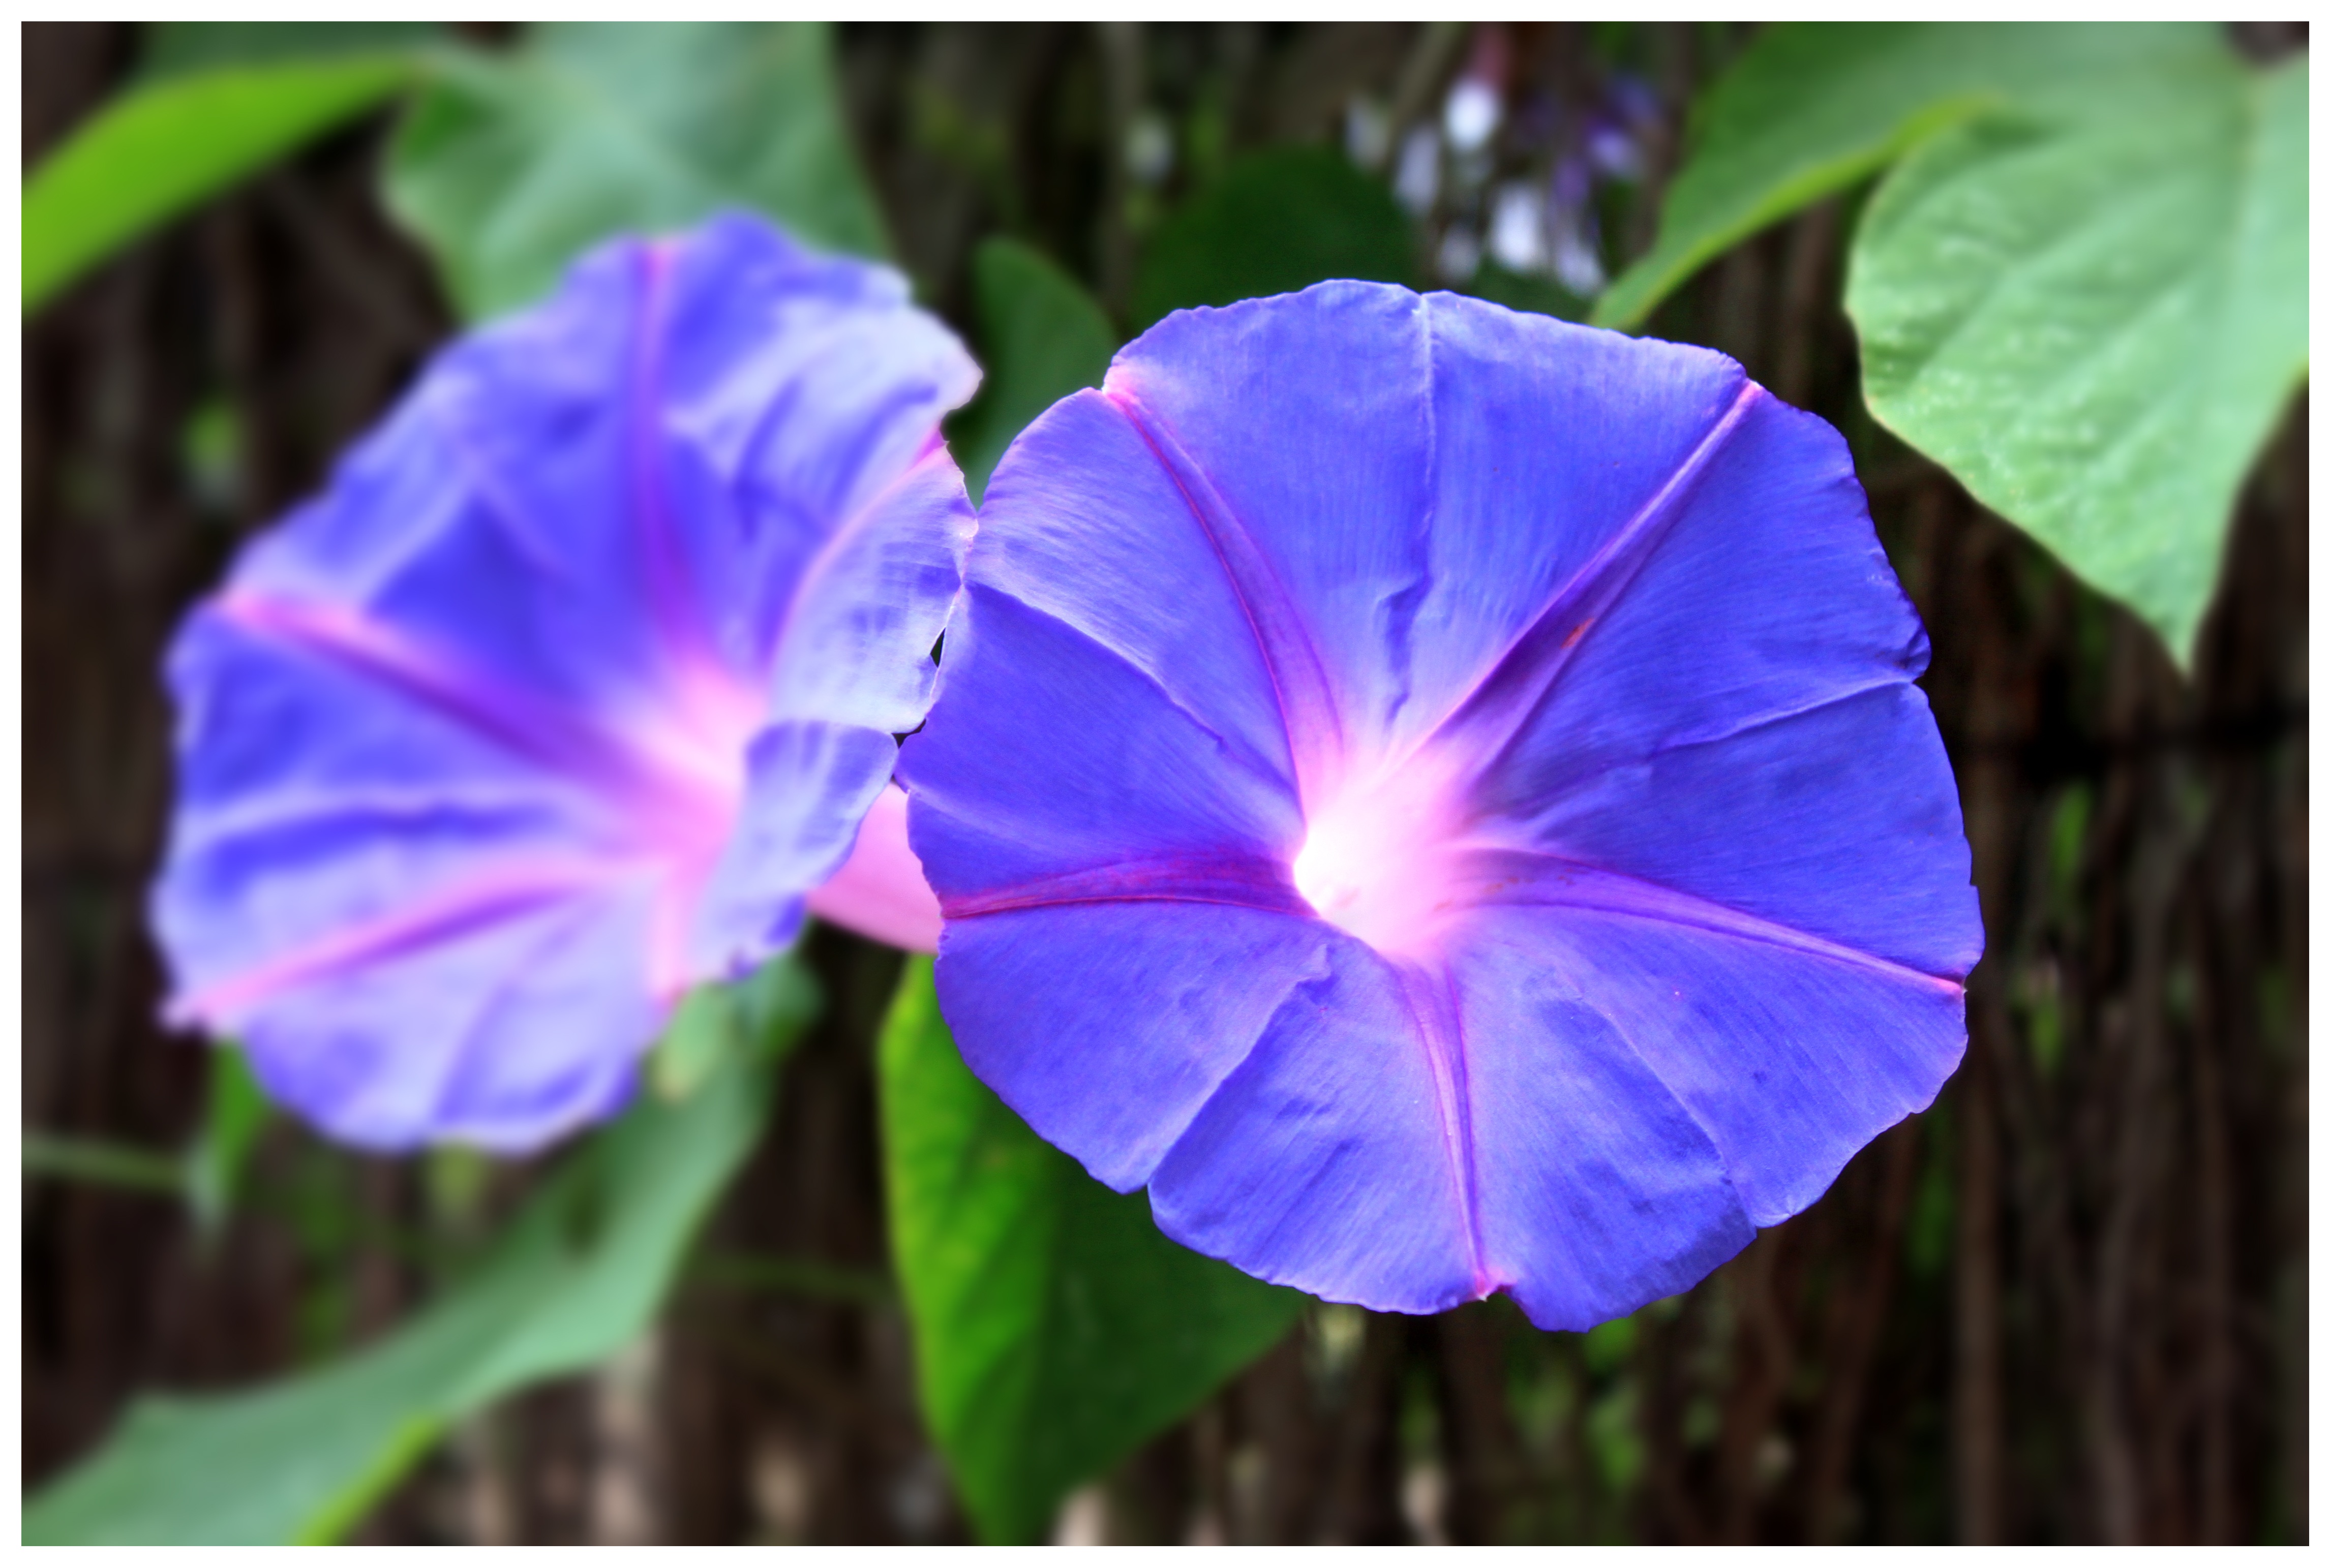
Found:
[23,21,2308,1544]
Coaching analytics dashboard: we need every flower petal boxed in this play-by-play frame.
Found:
[1506,683,1979,979]
[1103,285,1752,777]
[965,388,1297,794]
[803,783,944,954]
[687,718,895,974]
[904,584,1305,910]
[156,214,977,1149]
[1147,936,1478,1314]
[934,902,1334,1192]
[154,607,645,1023]
[1441,915,1757,1328]
[231,882,666,1152]
[912,280,1975,1321]
[1462,888,1964,1227]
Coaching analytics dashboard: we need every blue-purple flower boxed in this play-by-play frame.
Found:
[154,214,976,1152]
[903,283,1981,1329]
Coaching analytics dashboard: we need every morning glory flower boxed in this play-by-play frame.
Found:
[1488,181,1550,275]
[154,214,977,1152]
[902,283,1980,1329]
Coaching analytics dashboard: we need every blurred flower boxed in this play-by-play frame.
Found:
[1551,227,1609,299]
[1548,229,1603,300]
[1607,70,1663,133]
[1585,114,1647,182]
[1443,21,1511,157]
[1393,124,1441,217]
[1435,221,1484,285]
[1344,95,1392,171]
[1488,181,1549,274]
[1511,88,1562,152]
[1549,151,1608,296]
[154,214,976,1151]
[1442,79,1502,157]
[1449,144,1496,198]
[1126,110,1175,187]
[903,284,1979,1328]
[1584,73,1661,186]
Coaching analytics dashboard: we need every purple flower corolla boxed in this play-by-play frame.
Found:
[155,215,977,1152]
[902,283,1981,1329]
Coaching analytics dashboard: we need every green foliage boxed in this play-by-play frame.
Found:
[1592,22,2219,330]
[1129,144,1417,329]
[24,1046,270,1239]
[877,958,1306,1544]
[140,21,442,80]
[946,238,1119,504]
[1849,52,2307,666]
[23,51,419,315]
[24,960,816,1545]
[1596,22,2306,662]
[384,21,889,321]
[1466,261,1591,323]
[650,949,818,1101]
[184,1047,271,1237]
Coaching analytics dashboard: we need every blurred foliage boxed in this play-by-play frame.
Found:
[879,960,1305,1544]
[22,48,419,313]
[24,960,817,1545]
[22,1046,271,1241]
[1129,145,1417,329]
[183,1048,271,1239]
[947,238,1118,505]
[140,21,442,80]
[384,21,888,319]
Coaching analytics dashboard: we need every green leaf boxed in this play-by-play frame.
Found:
[1847,51,2307,665]
[650,945,821,1101]
[383,21,888,321]
[23,52,418,315]
[24,959,818,1545]
[1593,22,2221,330]
[946,238,1118,505]
[183,1047,271,1237]
[878,958,1304,1544]
[1129,143,1418,330]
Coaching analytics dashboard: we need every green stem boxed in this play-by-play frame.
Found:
[23,1131,185,1194]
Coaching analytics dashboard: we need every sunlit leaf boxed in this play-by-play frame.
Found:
[1848,51,2306,665]
[23,52,419,315]
[1593,22,2219,330]
[23,959,817,1546]
[945,238,1118,505]
[383,21,888,320]
[878,958,1304,1544]
[1130,144,1417,329]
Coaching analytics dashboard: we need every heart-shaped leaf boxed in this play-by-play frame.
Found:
[1593,22,2219,331]
[879,958,1304,1544]
[1847,51,2306,663]
[384,21,888,320]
